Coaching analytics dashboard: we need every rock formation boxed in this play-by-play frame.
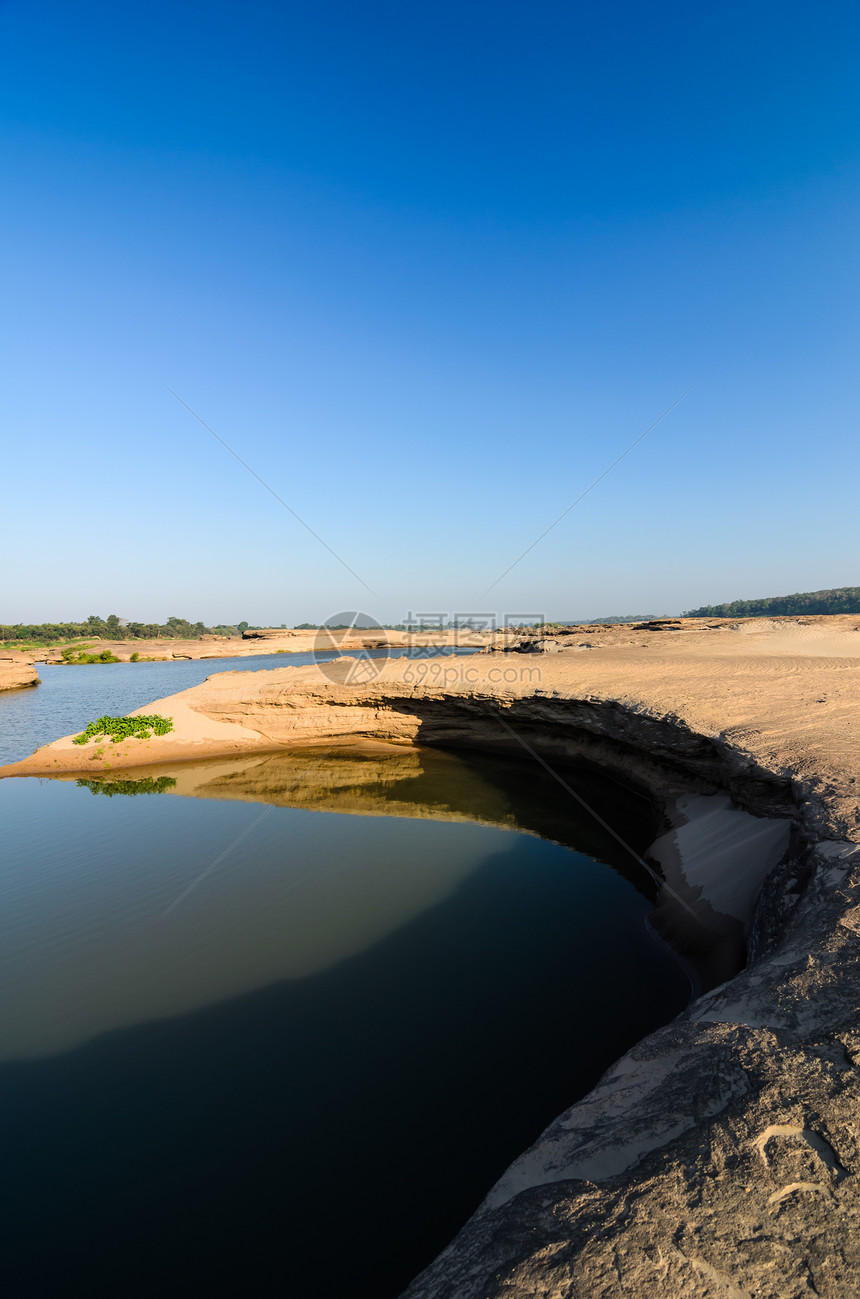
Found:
[0,654,39,691]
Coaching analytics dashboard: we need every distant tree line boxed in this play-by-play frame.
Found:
[684,587,860,619]
[0,614,254,644]
[577,613,668,625]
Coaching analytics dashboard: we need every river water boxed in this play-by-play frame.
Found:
[0,655,690,1297]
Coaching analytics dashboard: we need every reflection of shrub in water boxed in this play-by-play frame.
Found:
[76,776,178,797]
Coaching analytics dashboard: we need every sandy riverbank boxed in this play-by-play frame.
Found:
[4,617,860,824]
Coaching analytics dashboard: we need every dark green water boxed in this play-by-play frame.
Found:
[0,669,690,1298]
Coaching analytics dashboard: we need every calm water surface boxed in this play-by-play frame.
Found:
[0,659,690,1298]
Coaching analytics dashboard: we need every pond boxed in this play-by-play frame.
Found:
[0,659,691,1298]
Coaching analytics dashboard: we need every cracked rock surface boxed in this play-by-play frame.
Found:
[404,840,860,1298]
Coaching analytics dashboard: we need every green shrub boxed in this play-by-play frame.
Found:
[61,645,121,665]
[60,643,94,661]
[71,714,174,745]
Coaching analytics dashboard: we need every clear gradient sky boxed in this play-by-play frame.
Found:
[2,1,858,625]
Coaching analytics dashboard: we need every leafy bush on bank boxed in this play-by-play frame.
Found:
[72,715,174,745]
[60,645,121,665]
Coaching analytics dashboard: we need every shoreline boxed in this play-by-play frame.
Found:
[4,614,860,1296]
[4,616,860,813]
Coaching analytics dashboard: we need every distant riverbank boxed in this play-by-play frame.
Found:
[20,626,486,665]
[0,627,489,693]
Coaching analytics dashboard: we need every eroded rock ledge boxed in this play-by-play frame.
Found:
[3,617,860,1296]
[0,655,39,691]
[403,834,860,1299]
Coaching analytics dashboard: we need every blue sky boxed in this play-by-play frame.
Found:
[2,0,858,624]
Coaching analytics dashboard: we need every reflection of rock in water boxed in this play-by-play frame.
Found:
[77,747,794,995]
[166,746,518,828]
[162,747,664,886]
[647,794,792,991]
[162,748,796,992]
